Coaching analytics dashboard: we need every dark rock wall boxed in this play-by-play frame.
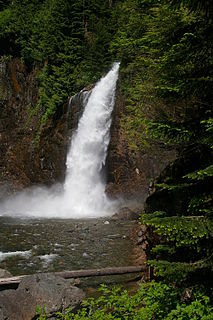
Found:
[0,58,69,195]
[106,81,177,202]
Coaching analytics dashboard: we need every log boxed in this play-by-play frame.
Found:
[55,265,147,279]
[0,265,147,287]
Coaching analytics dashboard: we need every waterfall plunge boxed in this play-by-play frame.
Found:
[0,63,120,218]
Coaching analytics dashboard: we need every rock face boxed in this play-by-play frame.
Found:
[0,274,85,320]
[0,58,86,197]
[0,57,67,195]
[106,82,177,201]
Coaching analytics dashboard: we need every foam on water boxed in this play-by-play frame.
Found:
[0,250,31,262]
[39,254,58,267]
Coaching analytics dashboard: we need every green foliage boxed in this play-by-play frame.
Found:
[188,193,213,215]
[169,0,213,15]
[155,182,192,191]
[142,214,213,248]
[130,1,213,281]
[203,118,213,133]
[110,0,213,152]
[0,7,11,35]
[0,0,116,128]
[147,122,193,145]
[36,282,213,320]
[148,260,198,281]
[36,305,49,319]
[184,165,213,181]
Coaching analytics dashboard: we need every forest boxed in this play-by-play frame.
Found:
[0,0,213,318]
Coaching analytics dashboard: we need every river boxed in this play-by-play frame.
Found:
[0,216,137,286]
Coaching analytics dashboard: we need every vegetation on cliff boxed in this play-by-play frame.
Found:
[113,0,213,314]
[123,0,213,289]
[0,0,213,318]
[0,0,115,124]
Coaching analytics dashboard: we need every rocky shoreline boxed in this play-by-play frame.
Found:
[0,271,85,320]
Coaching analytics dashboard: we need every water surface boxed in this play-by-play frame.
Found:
[0,217,136,281]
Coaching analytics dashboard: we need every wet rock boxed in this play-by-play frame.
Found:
[141,242,148,250]
[82,252,90,258]
[106,83,177,201]
[0,269,12,278]
[110,207,138,221]
[140,225,147,233]
[67,89,91,131]
[0,273,85,320]
[68,278,81,286]
[0,58,77,192]
[137,230,143,237]
[137,237,143,245]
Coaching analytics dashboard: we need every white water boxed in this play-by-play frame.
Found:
[0,250,31,262]
[0,63,120,218]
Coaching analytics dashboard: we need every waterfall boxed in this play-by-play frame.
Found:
[0,63,120,218]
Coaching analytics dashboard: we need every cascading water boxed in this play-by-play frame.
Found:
[0,63,120,218]
[63,62,120,215]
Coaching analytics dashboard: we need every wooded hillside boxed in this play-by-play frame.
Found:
[0,0,213,318]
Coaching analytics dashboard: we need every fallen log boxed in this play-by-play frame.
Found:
[55,265,147,279]
[0,265,147,287]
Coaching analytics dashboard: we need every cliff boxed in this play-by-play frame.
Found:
[106,81,177,201]
[0,58,176,206]
[0,58,68,196]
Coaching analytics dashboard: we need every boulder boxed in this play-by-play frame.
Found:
[0,273,85,320]
[110,207,139,221]
[0,269,12,279]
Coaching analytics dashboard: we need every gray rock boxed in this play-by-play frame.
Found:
[0,273,85,320]
[82,252,90,258]
[137,237,143,245]
[0,269,12,279]
[137,230,143,237]
[110,207,139,221]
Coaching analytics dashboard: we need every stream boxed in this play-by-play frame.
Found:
[0,216,137,287]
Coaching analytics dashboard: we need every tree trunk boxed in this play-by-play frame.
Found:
[0,265,147,287]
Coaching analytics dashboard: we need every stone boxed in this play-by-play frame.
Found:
[82,252,90,258]
[141,242,148,250]
[110,207,138,221]
[140,225,147,233]
[137,230,143,237]
[0,273,85,320]
[137,237,143,245]
[181,288,192,302]
[0,269,12,279]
